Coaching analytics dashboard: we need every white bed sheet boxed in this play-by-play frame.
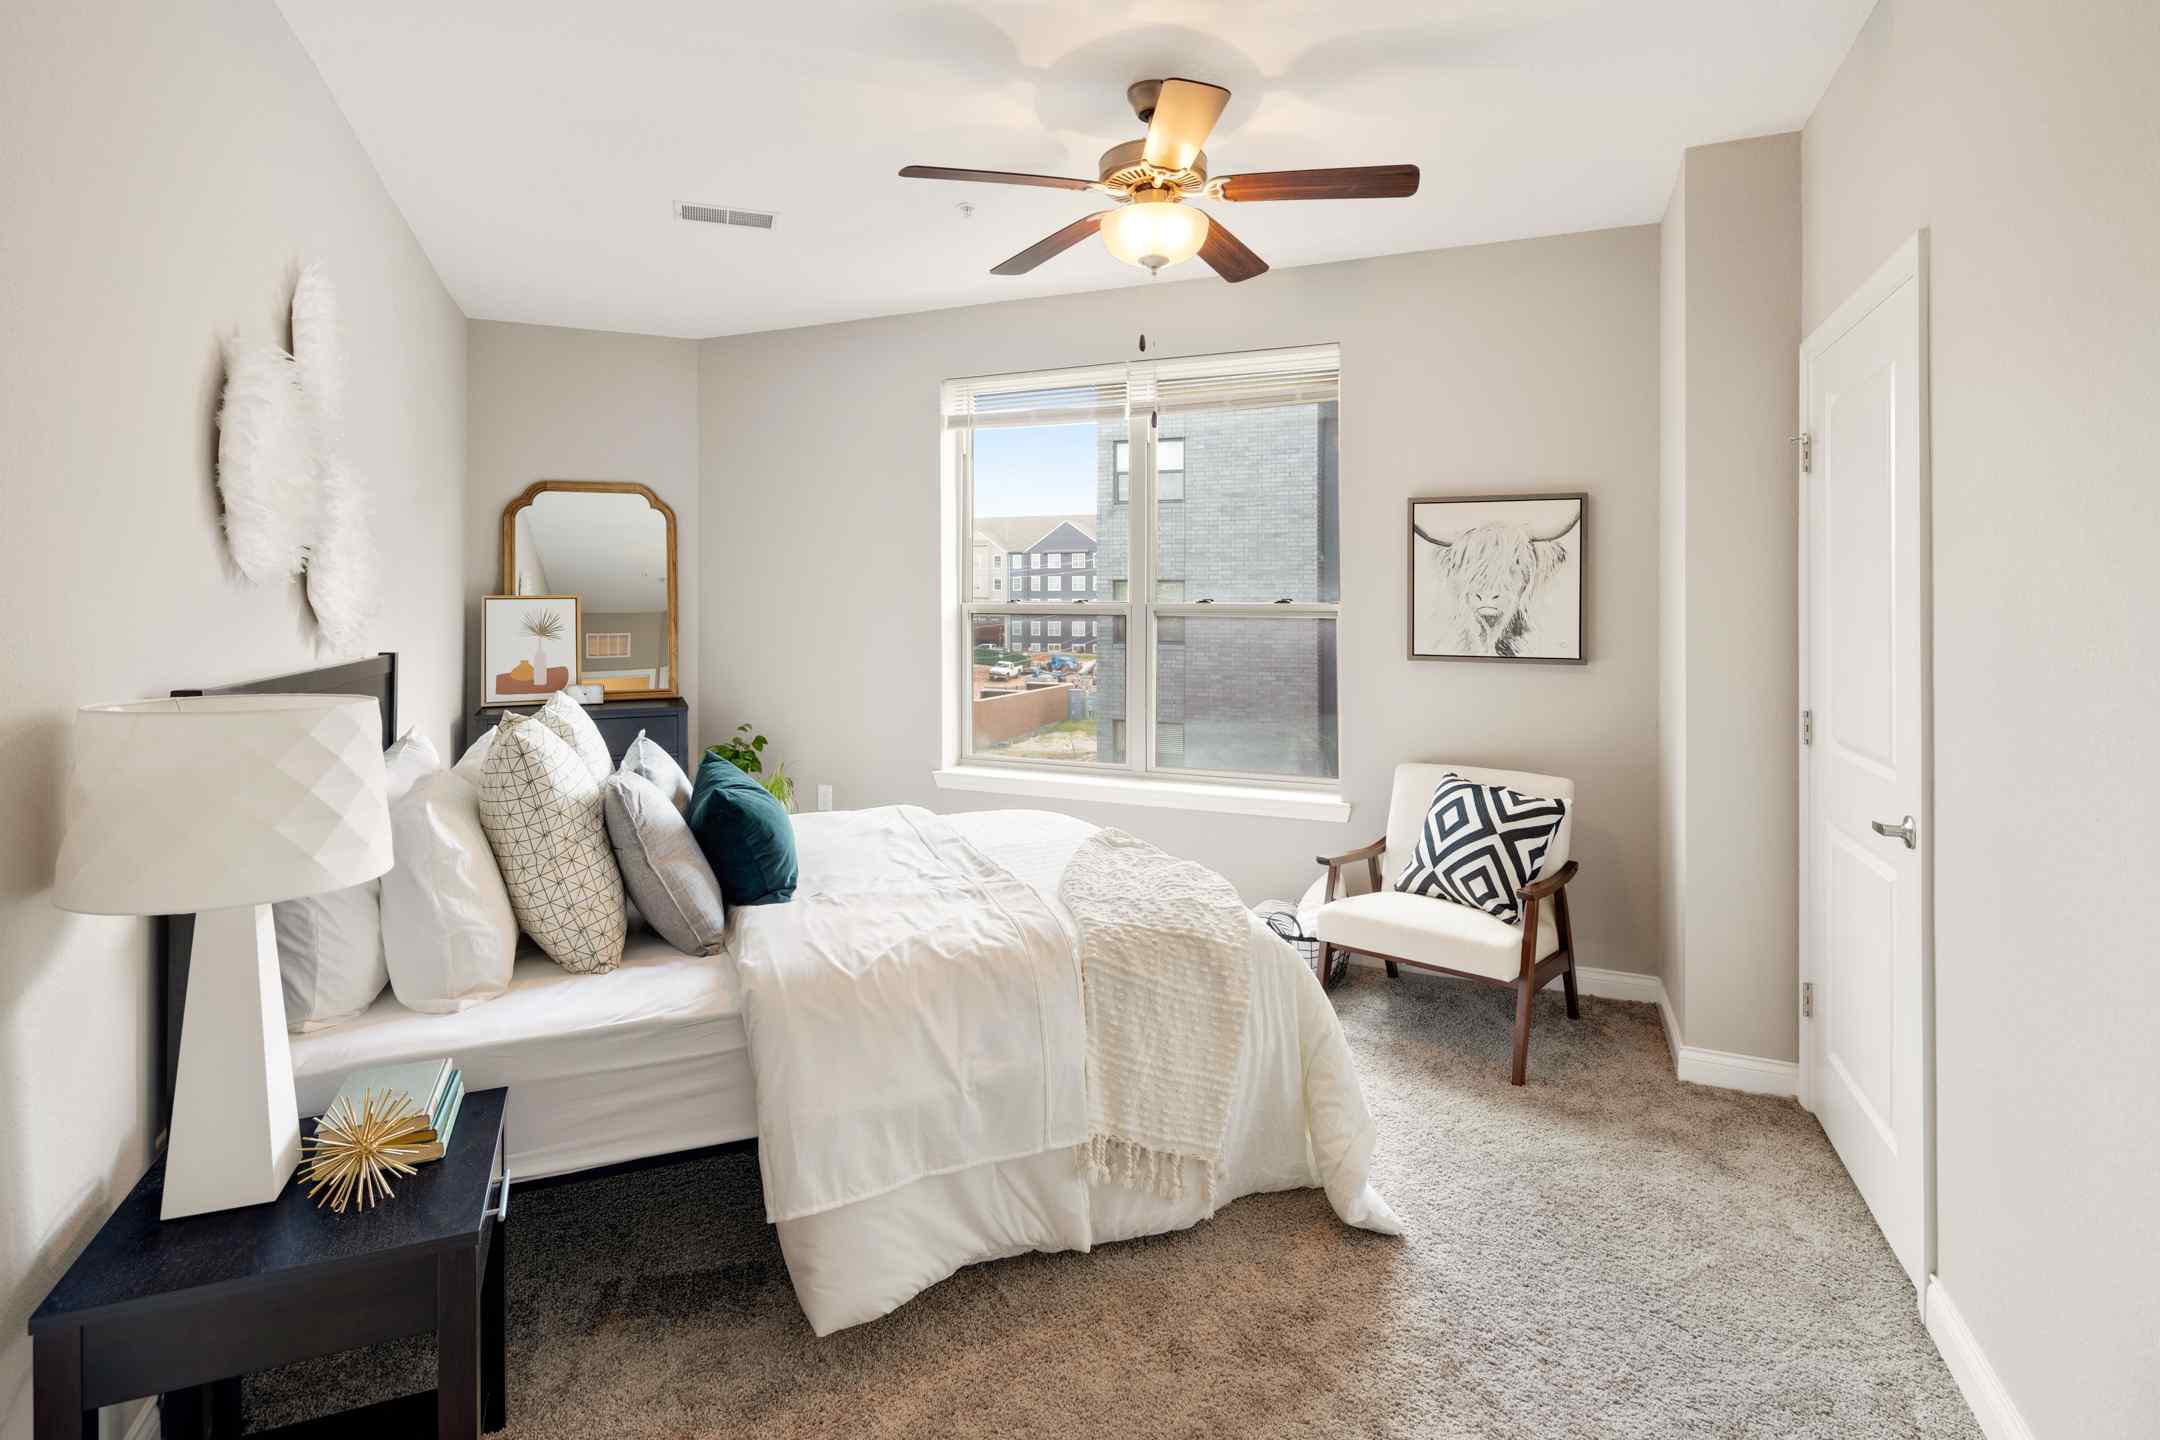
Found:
[763,809,1398,1336]
[290,930,755,1180]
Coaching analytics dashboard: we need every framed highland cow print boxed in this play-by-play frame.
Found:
[1409,494,1585,662]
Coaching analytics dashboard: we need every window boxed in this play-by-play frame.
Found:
[1113,438,1185,503]
[992,577,1002,591]
[947,344,1340,785]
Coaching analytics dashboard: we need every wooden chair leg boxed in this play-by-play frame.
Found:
[1510,978,1534,1086]
[1556,888,1581,1020]
[1384,960,1399,979]
[1511,894,1540,1084]
[1316,941,1335,991]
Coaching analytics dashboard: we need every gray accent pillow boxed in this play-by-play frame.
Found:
[619,730,693,813]
[602,770,728,955]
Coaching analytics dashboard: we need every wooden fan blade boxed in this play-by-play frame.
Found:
[991,212,1114,276]
[1217,165,1421,202]
[899,165,1097,192]
[1197,215,1268,283]
[1142,78,1231,173]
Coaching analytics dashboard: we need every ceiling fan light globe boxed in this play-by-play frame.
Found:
[1102,202,1209,275]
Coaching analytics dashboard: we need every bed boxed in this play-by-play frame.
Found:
[160,655,1398,1336]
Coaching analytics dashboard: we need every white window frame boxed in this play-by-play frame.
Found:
[943,345,1347,819]
[1047,552,1062,569]
[1047,574,1063,593]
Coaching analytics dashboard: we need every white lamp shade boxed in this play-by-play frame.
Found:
[53,694,392,915]
[1102,202,1210,273]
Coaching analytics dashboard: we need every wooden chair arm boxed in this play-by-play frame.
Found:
[1517,860,1579,903]
[1315,836,1386,870]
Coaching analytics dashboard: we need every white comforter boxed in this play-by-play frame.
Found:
[728,806,1399,1335]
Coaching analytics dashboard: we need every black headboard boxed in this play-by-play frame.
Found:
[156,653,399,1137]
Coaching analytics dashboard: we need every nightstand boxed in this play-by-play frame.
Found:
[469,695,688,770]
[31,1088,509,1439]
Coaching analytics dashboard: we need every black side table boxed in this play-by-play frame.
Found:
[31,1088,509,1440]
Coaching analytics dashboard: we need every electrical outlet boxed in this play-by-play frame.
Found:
[816,783,833,812]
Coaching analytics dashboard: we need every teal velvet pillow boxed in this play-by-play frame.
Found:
[685,754,799,907]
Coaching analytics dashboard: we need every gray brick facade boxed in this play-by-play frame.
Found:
[1093,401,1341,777]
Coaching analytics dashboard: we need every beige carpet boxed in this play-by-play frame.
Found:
[249,970,1982,1438]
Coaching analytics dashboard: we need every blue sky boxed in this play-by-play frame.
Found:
[973,424,1106,517]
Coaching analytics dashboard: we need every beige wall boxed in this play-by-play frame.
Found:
[0,2,467,1434]
[1803,3,2160,1435]
[1657,167,1690,1035]
[699,228,1665,951]
[465,322,701,746]
[1658,134,1803,1061]
[582,610,668,679]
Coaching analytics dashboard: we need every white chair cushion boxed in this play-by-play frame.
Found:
[1314,889,1559,982]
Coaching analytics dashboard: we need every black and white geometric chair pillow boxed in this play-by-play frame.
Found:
[1394,772,1568,926]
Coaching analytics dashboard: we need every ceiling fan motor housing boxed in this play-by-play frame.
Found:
[1098,138,1207,198]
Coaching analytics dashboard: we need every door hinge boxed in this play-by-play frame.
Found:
[1801,708,1813,746]
[1802,982,1814,1019]
[1792,431,1812,473]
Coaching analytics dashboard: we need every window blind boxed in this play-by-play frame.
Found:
[944,343,1339,430]
[942,365,1127,431]
[1135,343,1340,415]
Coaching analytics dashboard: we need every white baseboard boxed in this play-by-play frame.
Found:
[1923,1279,2036,1440]
[1574,966,1663,1003]
[1657,981,1800,1097]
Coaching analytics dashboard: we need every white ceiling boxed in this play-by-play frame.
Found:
[277,1,1874,339]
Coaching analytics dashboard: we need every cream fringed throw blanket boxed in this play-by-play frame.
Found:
[1059,828,1252,1203]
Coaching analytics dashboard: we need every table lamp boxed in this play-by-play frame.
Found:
[53,694,392,1219]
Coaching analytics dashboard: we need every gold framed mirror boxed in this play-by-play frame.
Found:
[500,480,678,701]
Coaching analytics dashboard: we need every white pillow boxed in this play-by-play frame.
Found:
[453,723,495,786]
[477,713,626,973]
[272,731,440,1031]
[619,730,693,813]
[381,769,518,1013]
[533,691,611,781]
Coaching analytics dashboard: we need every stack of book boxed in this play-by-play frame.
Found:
[325,1058,464,1163]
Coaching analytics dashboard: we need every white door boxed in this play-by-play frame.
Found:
[1799,233,1931,1294]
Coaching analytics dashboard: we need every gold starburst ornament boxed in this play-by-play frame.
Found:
[303,1090,433,1213]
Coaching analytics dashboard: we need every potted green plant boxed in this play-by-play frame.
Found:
[708,723,795,811]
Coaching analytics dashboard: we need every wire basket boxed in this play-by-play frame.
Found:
[1257,903,1320,970]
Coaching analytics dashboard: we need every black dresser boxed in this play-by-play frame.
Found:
[469,696,690,770]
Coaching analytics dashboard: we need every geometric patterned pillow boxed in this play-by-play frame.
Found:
[1393,772,1567,926]
[477,713,626,973]
[532,690,612,781]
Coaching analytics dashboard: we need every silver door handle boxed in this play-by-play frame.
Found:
[1870,815,1917,850]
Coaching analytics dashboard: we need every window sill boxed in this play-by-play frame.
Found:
[932,766,1352,823]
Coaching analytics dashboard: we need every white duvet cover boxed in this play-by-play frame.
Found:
[728,807,1399,1336]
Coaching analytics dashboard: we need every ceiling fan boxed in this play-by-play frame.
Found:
[900,78,1419,283]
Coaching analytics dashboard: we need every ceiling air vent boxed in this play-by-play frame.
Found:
[676,202,775,230]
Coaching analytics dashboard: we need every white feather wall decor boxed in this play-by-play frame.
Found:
[215,336,317,583]
[214,262,377,649]
[293,262,376,647]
